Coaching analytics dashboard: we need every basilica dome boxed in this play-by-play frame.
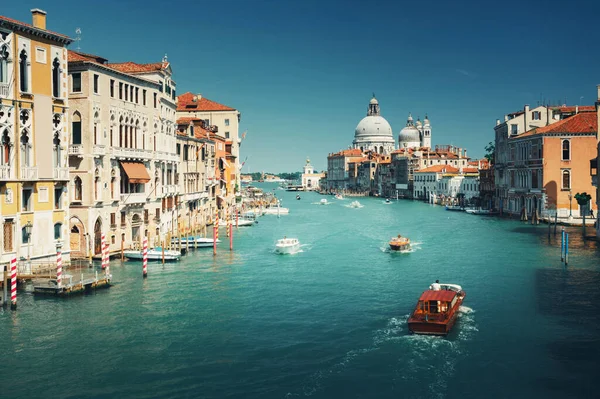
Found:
[354,115,393,139]
[398,113,422,148]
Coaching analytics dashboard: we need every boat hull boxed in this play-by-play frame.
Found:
[275,244,300,254]
[171,238,220,248]
[123,250,180,261]
[389,243,410,251]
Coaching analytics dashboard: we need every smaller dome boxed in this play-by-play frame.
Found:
[399,126,420,143]
[407,113,413,123]
[424,114,430,126]
[416,119,422,128]
[369,97,379,105]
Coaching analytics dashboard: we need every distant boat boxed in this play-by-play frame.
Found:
[385,198,391,204]
[320,198,328,205]
[296,194,301,200]
[445,205,465,211]
[124,247,181,261]
[275,237,300,254]
[389,234,410,251]
[465,208,499,216]
[171,236,220,248]
[350,200,362,208]
[263,206,290,215]
[219,219,255,227]
[335,194,344,200]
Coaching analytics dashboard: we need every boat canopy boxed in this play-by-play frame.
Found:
[419,290,456,302]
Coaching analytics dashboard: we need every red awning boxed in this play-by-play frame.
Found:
[418,290,457,302]
[120,161,151,183]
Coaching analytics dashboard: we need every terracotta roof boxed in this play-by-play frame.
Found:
[0,15,72,41]
[515,112,597,139]
[177,92,236,112]
[552,105,595,113]
[415,165,459,174]
[106,61,168,74]
[462,167,479,173]
[419,289,457,302]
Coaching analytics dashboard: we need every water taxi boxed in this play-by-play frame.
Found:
[296,194,301,200]
[389,235,410,251]
[335,194,344,200]
[171,236,220,248]
[407,282,465,335]
[123,247,181,261]
[320,198,328,205]
[350,200,362,208]
[275,237,300,254]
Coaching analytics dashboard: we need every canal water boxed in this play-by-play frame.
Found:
[1,183,599,399]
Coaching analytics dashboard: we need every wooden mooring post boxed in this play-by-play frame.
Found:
[561,228,565,262]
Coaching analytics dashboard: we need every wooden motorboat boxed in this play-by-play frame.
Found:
[408,283,465,335]
[171,236,220,248]
[275,237,300,254]
[389,235,410,251]
[124,247,181,261]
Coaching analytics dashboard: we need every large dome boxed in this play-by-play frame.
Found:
[354,115,394,140]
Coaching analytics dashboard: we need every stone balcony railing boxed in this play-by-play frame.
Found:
[21,166,38,180]
[0,165,13,180]
[161,184,178,196]
[53,167,69,180]
[120,192,147,205]
[0,83,9,98]
[93,144,106,156]
[154,151,179,163]
[69,144,84,156]
[111,147,153,160]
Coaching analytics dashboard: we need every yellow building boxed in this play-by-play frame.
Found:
[0,10,73,266]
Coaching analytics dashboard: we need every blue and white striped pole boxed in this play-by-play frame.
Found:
[561,228,565,262]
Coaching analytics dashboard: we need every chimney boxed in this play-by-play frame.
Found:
[464,149,467,158]
[31,9,47,30]
[575,105,578,114]
[524,104,529,132]
[504,115,508,122]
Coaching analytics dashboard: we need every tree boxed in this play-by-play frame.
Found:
[575,192,592,237]
[484,142,495,164]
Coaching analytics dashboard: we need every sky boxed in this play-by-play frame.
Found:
[3,0,600,172]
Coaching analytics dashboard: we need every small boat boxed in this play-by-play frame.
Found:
[465,208,498,216]
[335,194,344,200]
[263,206,290,215]
[445,205,465,211]
[385,198,391,204]
[219,219,255,227]
[350,200,362,208]
[123,247,181,261]
[296,194,301,200]
[389,234,410,251]
[408,282,466,336]
[171,236,220,248]
[320,198,328,205]
[275,237,300,254]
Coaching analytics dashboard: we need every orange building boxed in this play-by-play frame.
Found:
[506,109,597,219]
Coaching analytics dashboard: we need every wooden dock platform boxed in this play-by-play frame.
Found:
[32,273,111,297]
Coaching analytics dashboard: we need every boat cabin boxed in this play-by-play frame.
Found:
[413,290,458,321]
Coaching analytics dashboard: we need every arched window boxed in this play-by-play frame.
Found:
[1,129,11,166]
[119,116,124,147]
[54,222,62,240]
[52,57,61,98]
[19,50,28,92]
[53,132,61,167]
[20,129,31,167]
[74,176,82,201]
[72,111,82,145]
[562,170,570,190]
[380,146,383,153]
[562,140,570,161]
[0,45,8,83]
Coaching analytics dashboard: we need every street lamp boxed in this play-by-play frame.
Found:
[24,221,33,272]
[568,189,573,218]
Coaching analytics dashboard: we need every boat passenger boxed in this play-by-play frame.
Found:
[430,280,441,291]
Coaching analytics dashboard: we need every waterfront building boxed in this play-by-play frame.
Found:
[326,148,363,190]
[352,95,394,155]
[413,165,459,202]
[175,118,215,233]
[399,114,432,149]
[0,10,73,265]
[503,108,598,219]
[67,50,178,257]
[479,164,495,209]
[176,92,241,207]
[301,158,324,191]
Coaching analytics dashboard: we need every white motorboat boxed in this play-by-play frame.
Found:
[275,237,300,254]
[171,236,220,248]
[445,205,465,211]
[123,247,181,261]
[219,219,255,227]
[320,198,329,205]
[263,206,289,215]
[350,200,363,208]
[335,194,344,200]
[465,208,499,216]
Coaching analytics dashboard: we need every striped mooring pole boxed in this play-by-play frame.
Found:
[101,233,107,269]
[103,236,110,278]
[56,243,63,289]
[142,237,148,278]
[10,257,17,310]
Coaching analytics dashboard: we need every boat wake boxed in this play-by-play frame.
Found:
[344,203,364,209]
[298,309,477,397]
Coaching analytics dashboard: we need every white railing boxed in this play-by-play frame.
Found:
[69,144,84,155]
[0,83,9,98]
[20,166,38,180]
[161,184,178,196]
[154,151,179,163]
[183,192,201,201]
[93,145,106,156]
[120,192,147,205]
[0,165,13,180]
[53,167,69,180]
[111,147,153,160]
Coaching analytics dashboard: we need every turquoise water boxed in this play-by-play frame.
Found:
[1,183,599,399]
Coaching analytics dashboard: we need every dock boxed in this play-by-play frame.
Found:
[32,272,111,297]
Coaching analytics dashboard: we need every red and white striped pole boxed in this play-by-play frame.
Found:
[10,257,17,310]
[56,243,63,289]
[213,212,218,256]
[142,237,148,278]
[236,208,239,228]
[229,223,233,251]
[101,233,107,270]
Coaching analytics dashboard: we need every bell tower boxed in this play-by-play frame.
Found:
[422,114,432,149]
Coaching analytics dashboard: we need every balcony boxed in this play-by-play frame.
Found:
[120,192,147,205]
[69,144,84,156]
[93,145,106,156]
[0,83,9,98]
[0,165,14,180]
[20,166,38,180]
[154,151,179,163]
[111,147,153,160]
[53,167,69,181]
[161,184,178,196]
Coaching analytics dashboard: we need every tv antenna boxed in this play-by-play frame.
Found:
[75,28,82,51]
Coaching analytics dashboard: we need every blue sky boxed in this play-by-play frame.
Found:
[4,0,599,172]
